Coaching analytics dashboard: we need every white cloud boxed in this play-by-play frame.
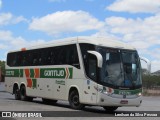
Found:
[0,44,7,49]
[91,30,121,41]
[151,60,160,72]
[0,13,28,26]
[0,0,2,8]
[105,15,160,46]
[29,10,104,35]
[104,15,160,72]
[107,0,160,14]
[0,30,46,51]
[12,16,28,24]
[141,48,160,61]
[0,13,12,25]
[130,41,151,49]
[0,30,46,61]
[0,31,13,41]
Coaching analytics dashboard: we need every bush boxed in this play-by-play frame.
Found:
[142,75,160,88]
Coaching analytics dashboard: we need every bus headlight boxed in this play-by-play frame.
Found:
[100,90,109,95]
[137,92,142,97]
[103,91,108,95]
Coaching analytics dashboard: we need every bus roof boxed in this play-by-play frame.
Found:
[77,36,136,50]
[8,36,136,53]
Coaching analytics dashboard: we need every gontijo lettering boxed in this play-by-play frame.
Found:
[5,68,73,79]
[40,68,73,79]
[6,71,14,76]
[44,70,64,77]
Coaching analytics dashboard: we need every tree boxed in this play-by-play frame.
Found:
[142,75,160,88]
[0,60,5,82]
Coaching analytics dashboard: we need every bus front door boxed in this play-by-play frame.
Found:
[83,80,97,104]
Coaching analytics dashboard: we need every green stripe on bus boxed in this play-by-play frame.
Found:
[20,69,23,77]
[30,69,34,78]
[6,69,20,77]
[6,68,73,79]
[39,68,73,79]
[40,68,66,78]
[69,68,73,79]
[32,79,37,88]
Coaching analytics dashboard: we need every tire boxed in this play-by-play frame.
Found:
[69,90,84,110]
[103,106,118,112]
[14,88,21,100]
[27,97,33,102]
[42,98,57,104]
[20,86,33,101]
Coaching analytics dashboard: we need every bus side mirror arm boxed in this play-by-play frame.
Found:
[87,51,103,68]
[140,57,151,74]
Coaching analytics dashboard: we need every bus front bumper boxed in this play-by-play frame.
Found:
[97,93,142,107]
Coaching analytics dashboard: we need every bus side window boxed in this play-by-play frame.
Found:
[51,45,79,68]
[32,51,38,66]
[57,46,65,65]
[26,52,30,66]
[50,51,55,65]
[41,48,50,65]
[70,45,80,69]
[53,47,60,65]
[21,52,27,66]
[62,46,67,65]
[7,53,16,66]
[17,52,23,66]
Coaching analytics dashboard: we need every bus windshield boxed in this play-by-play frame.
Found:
[98,47,142,89]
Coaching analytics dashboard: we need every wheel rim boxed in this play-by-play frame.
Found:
[15,90,19,99]
[15,90,18,97]
[21,88,25,97]
[73,95,79,105]
[72,94,80,106]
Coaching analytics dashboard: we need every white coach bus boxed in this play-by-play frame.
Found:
[5,36,150,111]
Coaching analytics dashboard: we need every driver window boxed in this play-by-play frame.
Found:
[88,54,97,81]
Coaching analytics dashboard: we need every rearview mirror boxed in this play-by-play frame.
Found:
[140,57,151,74]
[87,51,103,68]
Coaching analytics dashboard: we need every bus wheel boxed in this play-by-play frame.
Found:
[20,85,33,101]
[14,88,21,100]
[42,98,57,104]
[69,90,84,110]
[103,106,118,112]
[27,97,33,102]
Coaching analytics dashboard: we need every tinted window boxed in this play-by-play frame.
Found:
[80,43,96,80]
[7,44,80,69]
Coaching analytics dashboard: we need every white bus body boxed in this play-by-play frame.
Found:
[5,36,143,111]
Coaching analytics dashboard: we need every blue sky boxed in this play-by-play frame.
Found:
[0,0,160,72]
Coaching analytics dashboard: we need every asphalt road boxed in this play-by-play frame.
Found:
[0,82,160,120]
